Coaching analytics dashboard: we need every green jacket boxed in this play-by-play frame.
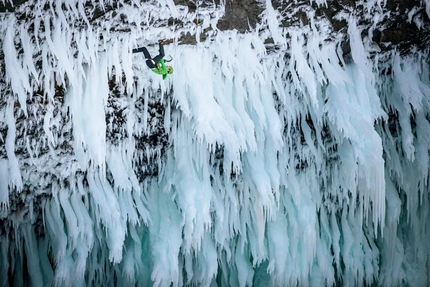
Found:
[152,59,168,80]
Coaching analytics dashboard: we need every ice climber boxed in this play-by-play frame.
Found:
[132,39,174,80]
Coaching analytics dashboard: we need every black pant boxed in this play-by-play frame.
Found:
[132,44,165,69]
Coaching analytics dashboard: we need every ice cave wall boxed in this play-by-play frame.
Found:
[0,0,430,286]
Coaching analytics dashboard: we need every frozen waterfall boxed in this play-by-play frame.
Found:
[0,0,429,286]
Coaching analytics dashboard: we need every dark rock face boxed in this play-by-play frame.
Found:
[225,0,429,56]
[377,1,429,53]
[0,0,27,12]
[216,0,264,32]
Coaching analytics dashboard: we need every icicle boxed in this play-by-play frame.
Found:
[5,99,22,191]
[0,160,9,209]
[22,225,44,287]
[148,181,182,287]
[4,19,30,116]
[87,171,125,263]
[19,24,39,86]
[290,32,318,108]
[264,0,284,45]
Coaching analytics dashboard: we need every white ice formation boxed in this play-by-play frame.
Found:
[0,0,429,286]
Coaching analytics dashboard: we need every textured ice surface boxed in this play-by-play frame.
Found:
[0,0,429,286]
